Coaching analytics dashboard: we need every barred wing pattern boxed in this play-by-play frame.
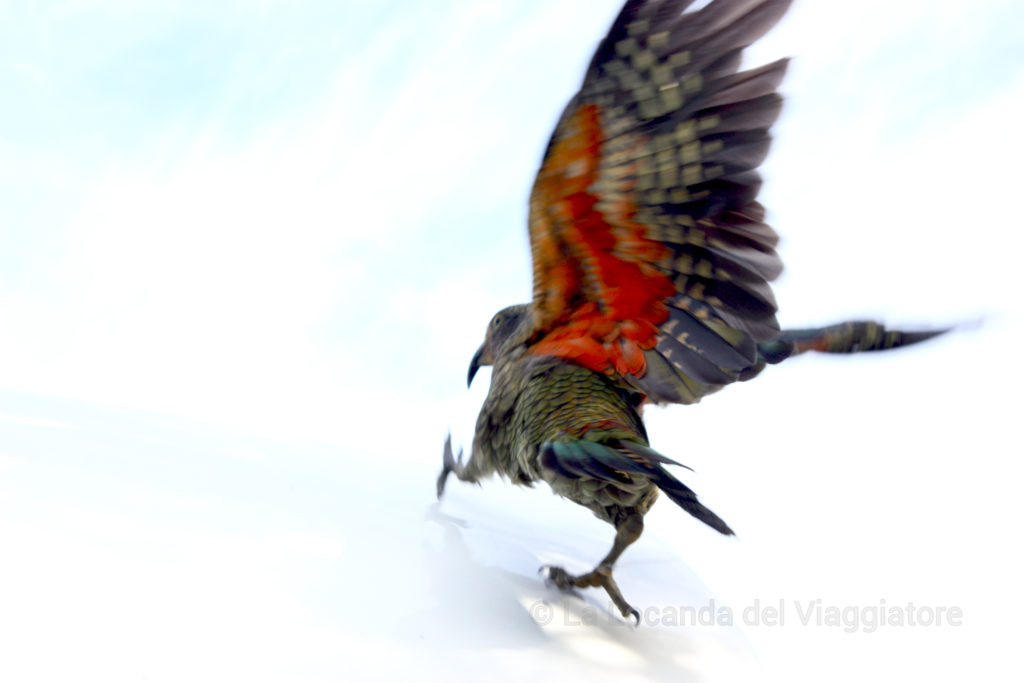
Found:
[527,0,792,404]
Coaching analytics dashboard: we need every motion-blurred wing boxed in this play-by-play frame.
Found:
[527,0,791,404]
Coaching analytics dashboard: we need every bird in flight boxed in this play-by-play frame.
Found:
[436,0,944,622]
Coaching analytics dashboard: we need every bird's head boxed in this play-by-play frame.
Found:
[467,303,533,387]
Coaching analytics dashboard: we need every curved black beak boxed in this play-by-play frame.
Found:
[467,345,485,388]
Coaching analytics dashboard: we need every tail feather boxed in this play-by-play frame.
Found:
[621,442,734,536]
[541,440,734,536]
[758,321,949,365]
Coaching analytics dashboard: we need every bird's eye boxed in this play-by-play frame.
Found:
[492,316,502,328]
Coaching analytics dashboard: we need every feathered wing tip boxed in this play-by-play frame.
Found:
[526,0,795,404]
[540,439,734,536]
[757,321,952,364]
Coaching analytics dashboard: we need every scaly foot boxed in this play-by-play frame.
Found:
[540,563,640,624]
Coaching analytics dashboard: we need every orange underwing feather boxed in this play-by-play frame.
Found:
[530,104,676,376]
[525,0,792,404]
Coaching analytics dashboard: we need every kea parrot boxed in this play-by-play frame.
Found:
[435,0,945,623]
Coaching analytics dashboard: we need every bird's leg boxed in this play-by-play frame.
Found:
[542,511,645,623]
[436,434,480,499]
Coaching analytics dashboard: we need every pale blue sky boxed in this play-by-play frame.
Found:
[1,2,1023,680]
[1,1,1021,436]
[1,1,1021,444]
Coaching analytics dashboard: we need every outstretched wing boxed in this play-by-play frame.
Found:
[527,0,791,404]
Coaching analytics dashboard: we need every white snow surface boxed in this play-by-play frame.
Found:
[0,348,1020,683]
[0,399,758,682]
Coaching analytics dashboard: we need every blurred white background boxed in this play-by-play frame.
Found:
[1,1,1022,681]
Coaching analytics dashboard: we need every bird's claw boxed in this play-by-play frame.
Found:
[538,564,570,589]
[436,434,464,499]
[436,468,450,500]
[539,563,640,625]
